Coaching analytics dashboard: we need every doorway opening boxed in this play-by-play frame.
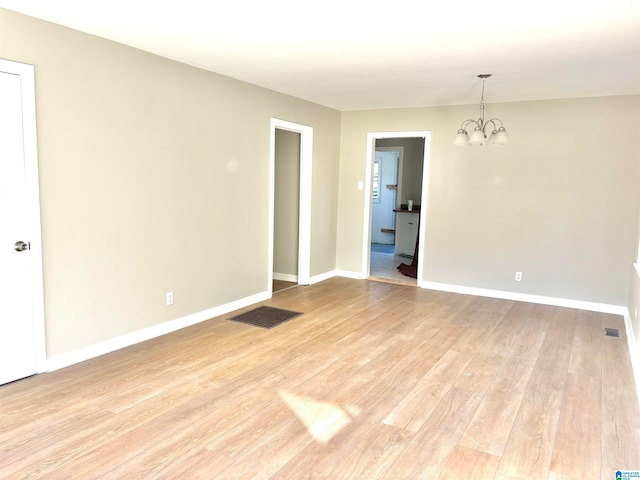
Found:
[269,119,313,296]
[362,132,431,286]
[273,128,301,293]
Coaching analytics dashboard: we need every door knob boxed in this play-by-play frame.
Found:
[14,241,29,252]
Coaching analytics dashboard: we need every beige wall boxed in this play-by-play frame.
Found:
[338,96,640,306]
[274,129,300,277]
[0,9,341,356]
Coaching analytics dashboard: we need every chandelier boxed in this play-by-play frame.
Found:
[453,74,510,146]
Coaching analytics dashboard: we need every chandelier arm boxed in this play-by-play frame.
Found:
[486,118,505,129]
[483,119,498,133]
[459,119,479,131]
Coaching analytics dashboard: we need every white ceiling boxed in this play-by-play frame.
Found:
[1,0,639,111]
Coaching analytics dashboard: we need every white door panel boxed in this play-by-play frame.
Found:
[0,65,42,385]
[371,151,398,244]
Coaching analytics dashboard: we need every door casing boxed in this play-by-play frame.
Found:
[269,118,313,293]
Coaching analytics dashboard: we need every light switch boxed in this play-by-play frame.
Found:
[357,181,363,190]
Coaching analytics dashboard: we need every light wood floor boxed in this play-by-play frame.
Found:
[1,277,639,479]
[273,279,297,294]
[369,250,416,286]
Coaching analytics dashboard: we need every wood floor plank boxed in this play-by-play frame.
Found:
[437,444,500,480]
[567,311,603,377]
[545,306,579,346]
[324,422,411,480]
[547,472,577,480]
[454,348,507,394]
[602,333,640,427]
[601,422,640,477]
[549,373,602,478]
[0,404,114,478]
[163,447,235,480]
[381,349,473,431]
[380,387,483,479]
[209,408,312,479]
[271,421,411,480]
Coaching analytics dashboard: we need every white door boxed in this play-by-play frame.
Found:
[0,62,44,385]
[371,151,399,244]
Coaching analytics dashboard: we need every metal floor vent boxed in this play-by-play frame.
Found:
[605,327,620,337]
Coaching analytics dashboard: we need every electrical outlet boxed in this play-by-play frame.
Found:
[515,272,522,282]
[166,292,173,306]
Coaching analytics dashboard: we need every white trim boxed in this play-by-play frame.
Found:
[46,290,271,372]
[335,270,367,280]
[417,135,431,286]
[273,272,298,282]
[270,119,313,294]
[362,135,374,275]
[623,307,640,410]
[309,270,337,285]
[0,59,47,374]
[627,263,640,405]
[420,280,626,315]
[362,132,431,284]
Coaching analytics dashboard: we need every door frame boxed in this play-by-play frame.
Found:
[362,131,431,283]
[0,59,46,373]
[269,118,313,293]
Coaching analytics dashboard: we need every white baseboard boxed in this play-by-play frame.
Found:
[309,270,338,284]
[273,272,298,282]
[623,308,640,408]
[45,290,271,372]
[420,281,626,316]
[335,270,366,280]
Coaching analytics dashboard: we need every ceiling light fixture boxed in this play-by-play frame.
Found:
[453,74,510,146]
